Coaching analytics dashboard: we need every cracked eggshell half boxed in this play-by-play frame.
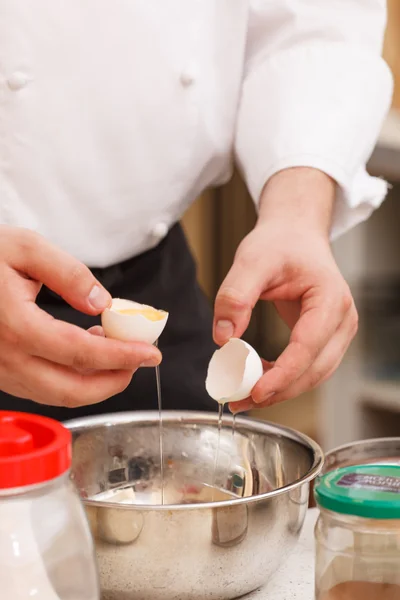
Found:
[101,298,168,344]
[206,338,263,403]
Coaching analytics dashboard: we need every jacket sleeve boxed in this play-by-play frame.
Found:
[235,0,393,238]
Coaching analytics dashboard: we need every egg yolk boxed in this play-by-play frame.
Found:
[116,308,166,321]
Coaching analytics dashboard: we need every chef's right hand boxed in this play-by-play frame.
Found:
[0,226,161,407]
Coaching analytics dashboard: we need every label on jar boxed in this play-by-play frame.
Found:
[337,473,400,494]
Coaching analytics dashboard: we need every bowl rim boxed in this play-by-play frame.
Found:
[66,410,324,511]
[325,436,400,456]
[322,436,400,474]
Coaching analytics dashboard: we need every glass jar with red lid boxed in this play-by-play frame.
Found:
[0,410,99,599]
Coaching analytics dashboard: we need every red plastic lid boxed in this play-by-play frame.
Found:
[0,411,72,489]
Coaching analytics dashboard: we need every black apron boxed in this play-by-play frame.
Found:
[0,224,218,421]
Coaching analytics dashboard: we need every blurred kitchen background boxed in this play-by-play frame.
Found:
[181,0,400,452]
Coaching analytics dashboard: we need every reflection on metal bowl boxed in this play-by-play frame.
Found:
[67,411,323,600]
[323,437,400,474]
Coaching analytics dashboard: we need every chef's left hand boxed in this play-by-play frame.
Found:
[212,167,358,412]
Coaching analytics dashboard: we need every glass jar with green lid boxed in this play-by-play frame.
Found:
[314,464,400,600]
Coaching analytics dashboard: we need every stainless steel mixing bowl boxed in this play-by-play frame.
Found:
[67,411,323,600]
[323,437,400,473]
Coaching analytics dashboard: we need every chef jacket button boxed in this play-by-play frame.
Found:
[151,222,169,241]
[180,70,195,87]
[7,71,29,91]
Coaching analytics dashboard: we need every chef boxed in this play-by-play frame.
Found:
[0,1,392,421]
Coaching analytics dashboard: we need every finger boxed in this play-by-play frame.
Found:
[75,327,106,373]
[253,343,351,409]
[228,360,275,414]
[18,304,161,371]
[233,307,357,412]
[229,398,257,414]
[265,310,357,406]
[10,229,112,314]
[213,255,265,345]
[250,286,353,400]
[87,326,105,337]
[15,354,136,408]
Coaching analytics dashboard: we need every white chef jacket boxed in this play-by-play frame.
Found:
[0,1,393,268]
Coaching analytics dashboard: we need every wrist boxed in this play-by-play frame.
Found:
[257,167,336,237]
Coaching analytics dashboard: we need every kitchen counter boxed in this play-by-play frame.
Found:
[247,509,317,599]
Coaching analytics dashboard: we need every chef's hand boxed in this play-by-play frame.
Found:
[213,167,358,412]
[0,226,161,407]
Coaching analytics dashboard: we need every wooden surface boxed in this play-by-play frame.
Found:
[250,391,319,442]
[384,0,400,110]
[181,190,217,300]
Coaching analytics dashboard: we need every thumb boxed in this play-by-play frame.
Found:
[213,257,264,345]
[13,231,112,315]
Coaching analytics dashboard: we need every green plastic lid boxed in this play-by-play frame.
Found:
[314,464,400,519]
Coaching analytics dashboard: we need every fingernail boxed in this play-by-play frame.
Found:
[88,285,112,310]
[215,320,234,342]
[140,357,161,368]
[254,392,275,405]
[88,326,105,337]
